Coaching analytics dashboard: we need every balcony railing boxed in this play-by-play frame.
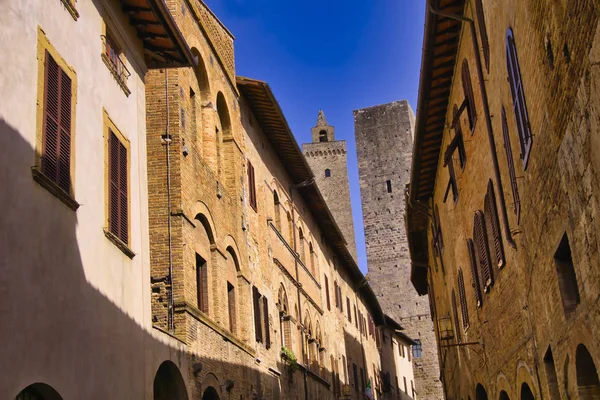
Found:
[101,35,131,95]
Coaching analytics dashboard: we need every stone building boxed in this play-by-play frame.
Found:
[303,110,357,261]
[407,0,600,399]
[355,101,443,399]
[0,0,198,398]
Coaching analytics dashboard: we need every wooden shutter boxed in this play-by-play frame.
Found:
[452,290,462,343]
[502,106,521,221]
[467,239,483,306]
[42,50,72,193]
[263,296,270,349]
[248,161,257,210]
[475,0,490,71]
[353,363,359,392]
[253,287,262,343]
[485,180,505,268]
[462,60,477,132]
[325,274,331,311]
[346,297,351,322]
[354,305,358,328]
[109,131,128,244]
[334,281,338,308]
[474,211,493,291]
[458,269,469,328]
[227,282,236,333]
[506,28,532,167]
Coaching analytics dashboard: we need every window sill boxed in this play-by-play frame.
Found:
[32,167,79,211]
[103,228,135,259]
[60,0,79,20]
[102,53,131,97]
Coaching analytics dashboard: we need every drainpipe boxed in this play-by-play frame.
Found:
[427,0,517,250]
[164,68,175,332]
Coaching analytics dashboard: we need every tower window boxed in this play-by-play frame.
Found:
[555,232,580,314]
[325,169,331,178]
[319,130,328,142]
[386,180,392,193]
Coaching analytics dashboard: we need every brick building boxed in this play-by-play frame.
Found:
[407,1,600,399]
[355,101,443,400]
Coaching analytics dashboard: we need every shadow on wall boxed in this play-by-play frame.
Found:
[0,118,285,399]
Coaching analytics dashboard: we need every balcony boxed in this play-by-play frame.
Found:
[101,35,131,96]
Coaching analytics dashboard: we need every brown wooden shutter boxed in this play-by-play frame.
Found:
[475,0,490,71]
[502,106,521,221]
[334,281,338,308]
[247,161,257,209]
[196,254,208,313]
[354,305,358,328]
[263,296,270,349]
[325,274,331,311]
[42,51,72,193]
[467,239,483,306]
[458,269,469,328]
[474,211,493,291]
[485,180,505,268]
[253,286,262,343]
[451,289,462,343]
[109,132,128,244]
[346,297,351,322]
[462,60,477,132]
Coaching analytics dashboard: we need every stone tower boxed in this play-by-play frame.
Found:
[303,110,357,261]
[354,101,443,400]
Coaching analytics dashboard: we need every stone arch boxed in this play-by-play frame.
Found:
[499,391,511,400]
[214,91,231,180]
[476,384,489,400]
[516,361,538,400]
[15,383,63,400]
[273,190,281,231]
[192,202,217,241]
[278,283,290,314]
[189,47,211,151]
[225,245,239,333]
[520,383,535,400]
[576,343,600,399]
[153,360,189,400]
[202,387,220,400]
[195,210,216,314]
[496,372,512,399]
[201,373,221,400]
[221,235,241,265]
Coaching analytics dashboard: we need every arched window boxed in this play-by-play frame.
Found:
[475,0,490,71]
[278,284,292,348]
[298,228,306,263]
[195,213,215,314]
[457,269,469,329]
[16,384,63,400]
[576,344,600,399]
[309,242,315,275]
[273,190,281,231]
[451,289,461,343]
[475,384,488,400]
[467,239,483,306]
[319,130,328,142]
[412,340,422,358]
[499,391,510,400]
[324,169,331,178]
[520,383,535,400]
[544,346,560,400]
[287,211,293,245]
[484,180,505,268]
[502,106,521,221]
[216,92,232,185]
[506,28,533,168]
[154,361,189,400]
[462,60,477,132]
[474,210,493,291]
[226,247,240,335]
[190,48,210,152]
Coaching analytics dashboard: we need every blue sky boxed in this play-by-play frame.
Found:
[204,0,425,273]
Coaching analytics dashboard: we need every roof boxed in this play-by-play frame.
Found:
[121,0,196,68]
[407,0,466,295]
[384,315,417,345]
[237,77,385,325]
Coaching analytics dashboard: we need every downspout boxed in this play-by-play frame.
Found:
[427,0,517,250]
[165,68,175,332]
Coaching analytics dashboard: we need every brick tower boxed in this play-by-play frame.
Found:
[354,101,443,399]
[303,110,357,261]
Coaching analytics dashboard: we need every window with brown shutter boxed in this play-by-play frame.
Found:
[263,296,270,349]
[42,50,72,194]
[484,180,505,268]
[458,269,470,329]
[502,106,521,222]
[432,204,444,255]
[227,281,236,333]
[354,305,358,329]
[247,161,257,211]
[324,274,331,311]
[334,281,339,308]
[196,253,208,313]
[474,211,494,292]
[506,28,533,168]
[108,131,128,244]
[346,297,351,322]
[475,0,490,72]
[462,60,477,132]
[253,286,263,343]
[467,239,483,307]
[451,290,462,343]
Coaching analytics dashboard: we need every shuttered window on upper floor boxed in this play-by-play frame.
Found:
[502,106,521,222]
[467,239,483,307]
[462,60,477,133]
[108,131,128,245]
[324,274,331,311]
[451,289,462,343]
[506,28,533,169]
[42,50,73,194]
[432,205,444,255]
[247,161,257,211]
[474,211,494,292]
[458,269,469,329]
[475,0,490,72]
[484,180,505,269]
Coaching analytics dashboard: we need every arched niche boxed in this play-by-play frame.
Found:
[153,360,189,400]
[15,383,63,400]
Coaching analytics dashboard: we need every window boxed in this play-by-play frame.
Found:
[544,347,561,400]
[334,281,339,308]
[375,327,382,350]
[475,0,490,71]
[108,130,129,245]
[404,376,408,393]
[325,168,331,178]
[324,274,331,311]
[247,161,257,211]
[319,130,328,142]
[353,363,359,392]
[467,239,483,307]
[411,381,415,398]
[360,368,365,393]
[386,180,392,193]
[502,106,521,222]
[474,211,493,292]
[252,286,270,347]
[298,228,306,264]
[196,253,208,313]
[452,290,462,343]
[395,376,400,396]
[554,233,580,314]
[227,282,236,333]
[412,340,422,358]
[444,104,467,203]
[309,242,316,274]
[368,315,374,336]
[506,28,533,168]
[342,355,347,382]
[462,60,477,132]
[484,180,505,268]
[347,297,351,322]
[432,205,444,270]
[273,190,281,231]
[102,30,130,95]
[458,269,469,329]
[263,295,271,349]
[354,305,358,329]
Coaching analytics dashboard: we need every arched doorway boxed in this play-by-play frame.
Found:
[576,344,600,399]
[499,390,510,400]
[15,384,62,400]
[476,384,489,400]
[520,383,535,400]
[202,386,220,400]
[154,360,189,400]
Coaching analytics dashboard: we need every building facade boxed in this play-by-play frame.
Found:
[355,101,443,400]
[0,0,196,398]
[407,0,600,399]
